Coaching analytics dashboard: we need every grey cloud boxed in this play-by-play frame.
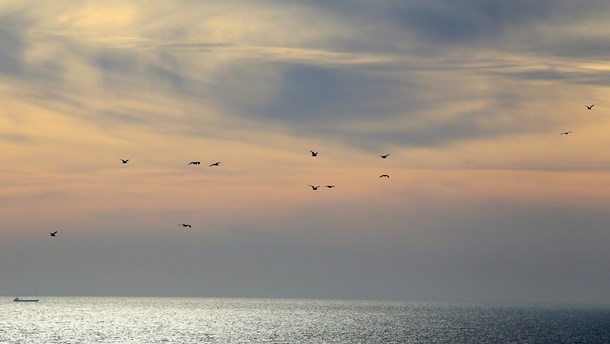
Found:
[211,62,410,123]
[1,1,608,151]
[92,49,139,75]
[284,1,570,46]
[0,13,28,76]
[205,59,549,150]
[88,48,189,93]
[393,0,558,44]
[299,0,610,60]
[0,12,69,84]
[380,1,606,44]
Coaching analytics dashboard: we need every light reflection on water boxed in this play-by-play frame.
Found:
[1,297,609,343]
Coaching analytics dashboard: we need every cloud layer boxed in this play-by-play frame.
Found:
[1,0,610,304]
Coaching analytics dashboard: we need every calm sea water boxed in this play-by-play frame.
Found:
[1,297,609,343]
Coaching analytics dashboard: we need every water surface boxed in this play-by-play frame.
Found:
[1,297,609,343]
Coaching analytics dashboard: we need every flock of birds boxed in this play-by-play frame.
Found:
[46,103,595,238]
[306,150,392,191]
[187,161,222,166]
[48,150,392,238]
[560,104,595,135]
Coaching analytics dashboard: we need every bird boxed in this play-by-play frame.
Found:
[379,174,390,178]
[188,161,201,165]
[380,154,390,159]
[120,159,129,164]
[560,131,573,135]
[50,231,58,237]
[179,224,192,228]
[309,185,320,190]
[209,162,221,167]
[309,150,318,157]
[325,185,336,188]
[586,104,594,110]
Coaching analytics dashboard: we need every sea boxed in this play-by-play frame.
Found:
[1,297,609,343]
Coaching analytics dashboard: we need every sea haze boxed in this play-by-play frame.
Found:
[2,297,610,343]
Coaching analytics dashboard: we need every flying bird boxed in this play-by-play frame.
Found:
[188,161,201,165]
[309,185,320,190]
[209,162,221,167]
[50,231,58,237]
[179,224,192,228]
[325,185,336,188]
[380,154,390,159]
[120,159,129,164]
[379,174,390,178]
[309,150,318,157]
[560,131,573,135]
[586,104,594,110]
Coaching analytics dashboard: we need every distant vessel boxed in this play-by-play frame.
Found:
[13,297,39,302]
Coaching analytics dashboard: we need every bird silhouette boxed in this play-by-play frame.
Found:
[179,224,192,228]
[560,131,573,135]
[188,161,201,165]
[586,104,594,110]
[380,154,390,159]
[309,185,320,190]
[50,231,58,237]
[309,150,318,157]
[209,162,221,167]
[325,185,336,188]
[379,174,390,178]
[120,159,129,164]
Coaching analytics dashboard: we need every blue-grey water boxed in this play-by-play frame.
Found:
[1,298,609,343]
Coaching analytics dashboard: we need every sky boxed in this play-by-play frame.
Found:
[2,0,610,305]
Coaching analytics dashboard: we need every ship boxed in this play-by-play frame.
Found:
[13,297,39,302]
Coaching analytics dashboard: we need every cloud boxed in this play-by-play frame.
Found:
[0,13,27,76]
[2,0,606,148]
[392,0,556,43]
[210,62,408,123]
[2,0,610,303]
